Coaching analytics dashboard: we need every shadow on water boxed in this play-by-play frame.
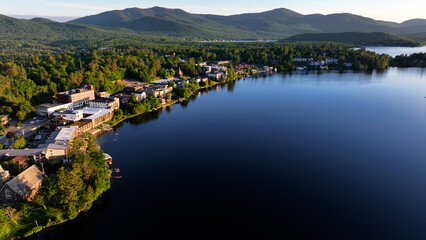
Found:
[24,190,113,240]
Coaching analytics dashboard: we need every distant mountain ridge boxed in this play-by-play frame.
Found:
[285,32,420,47]
[69,7,426,39]
[1,7,426,48]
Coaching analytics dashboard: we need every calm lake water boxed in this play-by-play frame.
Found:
[32,68,426,240]
[365,46,426,57]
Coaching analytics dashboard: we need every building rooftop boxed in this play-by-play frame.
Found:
[35,103,62,108]
[0,164,9,182]
[57,85,94,96]
[151,78,180,85]
[4,165,47,196]
[92,98,115,103]
[0,149,47,158]
[55,126,78,142]
[81,108,114,121]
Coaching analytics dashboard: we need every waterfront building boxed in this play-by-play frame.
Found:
[77,108,114,131]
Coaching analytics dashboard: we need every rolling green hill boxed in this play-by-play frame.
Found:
[284,32,420,46]
[0,14,139,41]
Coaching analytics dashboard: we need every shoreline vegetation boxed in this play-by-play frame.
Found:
[0,42,424,239]
[1,134,111,239]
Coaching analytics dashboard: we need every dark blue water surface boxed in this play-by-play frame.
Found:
[35,68,426,240]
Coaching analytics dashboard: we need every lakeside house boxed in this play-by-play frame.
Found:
[0,165,47,206]
[207,72,224,80]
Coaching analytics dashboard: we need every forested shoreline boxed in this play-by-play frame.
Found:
[0,43,391,122]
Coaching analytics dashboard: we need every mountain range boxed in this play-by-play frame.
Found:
[69,7,426,39]
[1,6,426,47]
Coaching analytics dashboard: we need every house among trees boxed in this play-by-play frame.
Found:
[0,165,47,206]
[9,155,30,169]
[172,67,183,77]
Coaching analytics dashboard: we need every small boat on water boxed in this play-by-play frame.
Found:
[114,139,117,142]
[115,133,119,136]
[113,168,120,173]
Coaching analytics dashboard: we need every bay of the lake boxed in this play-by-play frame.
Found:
[365,46,426,57]
[32,68,426,240]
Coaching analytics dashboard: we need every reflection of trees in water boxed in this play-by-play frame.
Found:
[129,110,161,125]
[112,78,248,130]
[227,81,236,92]
[166,106,172,113]
[180,99,190,108]
[189,94,197,102]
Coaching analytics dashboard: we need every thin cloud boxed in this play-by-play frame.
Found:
[28,0,113,11]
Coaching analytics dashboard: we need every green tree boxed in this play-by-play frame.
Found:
[56,166,83,210]
[12,137,26,149]
[16,111,27,121]
[0,123,5,135]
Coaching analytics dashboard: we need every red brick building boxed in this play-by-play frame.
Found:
[56,85,95,105]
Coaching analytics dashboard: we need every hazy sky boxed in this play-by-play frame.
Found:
[2,0,425,22]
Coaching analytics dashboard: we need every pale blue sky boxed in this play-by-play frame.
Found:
[2,0,425,22]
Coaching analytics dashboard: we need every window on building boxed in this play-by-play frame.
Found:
[5,189,12,200]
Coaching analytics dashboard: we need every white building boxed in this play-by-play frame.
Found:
[88,98,120,110]
[132,92,147,102]
[38,126,78,160]
[207,72,224,80]
[53,110,84,122]
[35,103,73,117]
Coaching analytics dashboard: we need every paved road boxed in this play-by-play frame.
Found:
[5,117,49,137]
